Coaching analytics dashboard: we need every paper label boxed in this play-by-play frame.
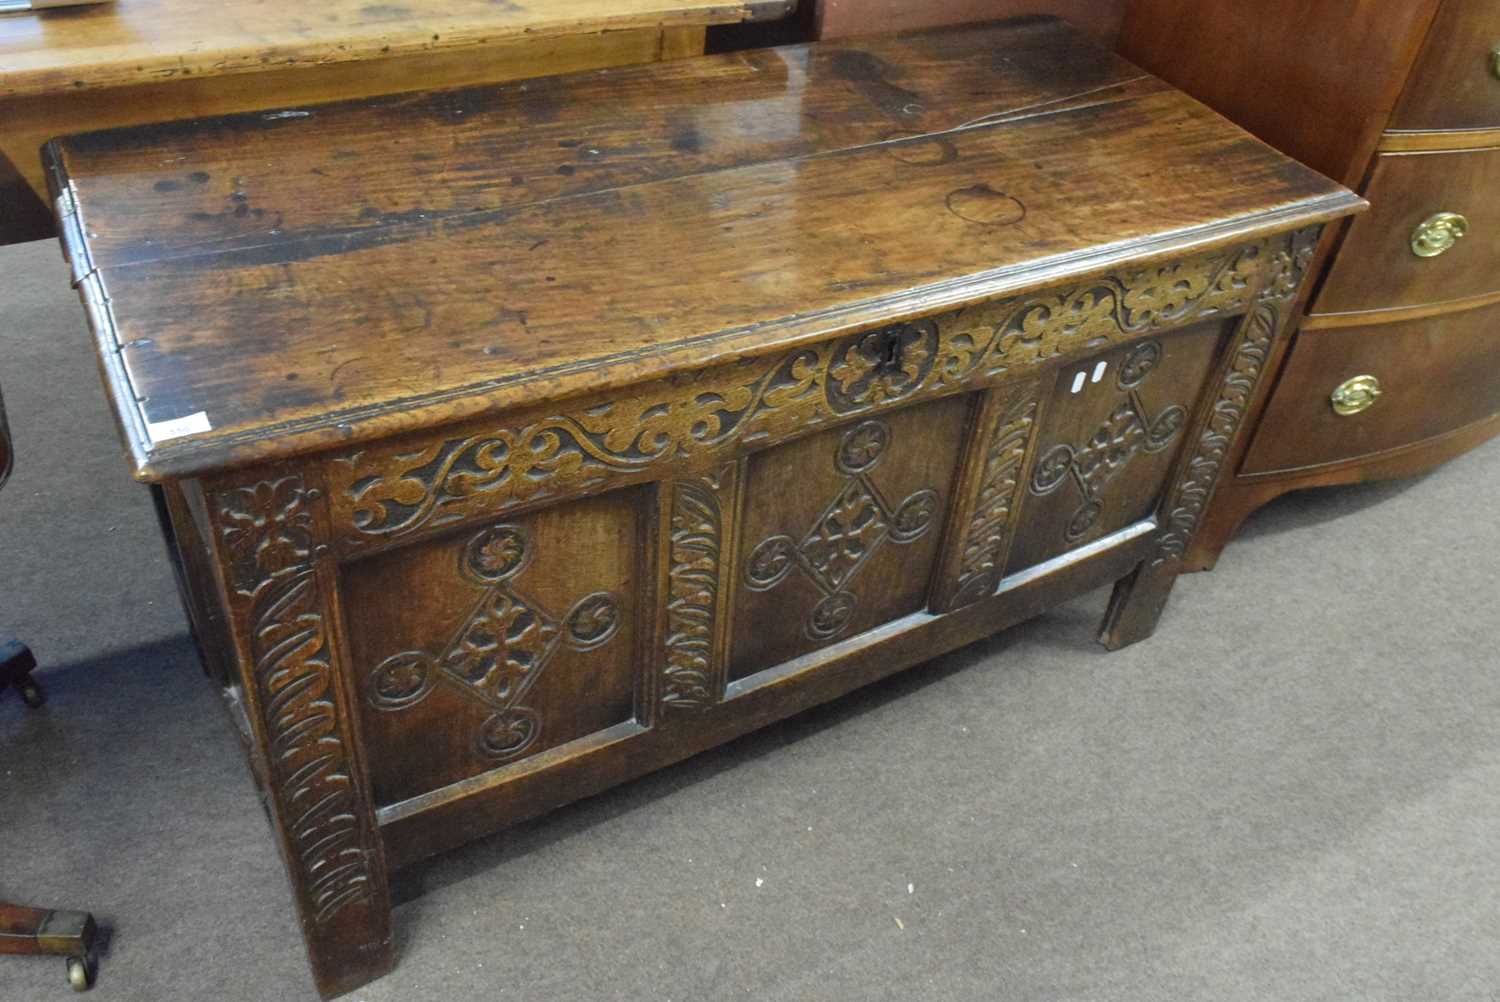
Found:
[144,410,212,443]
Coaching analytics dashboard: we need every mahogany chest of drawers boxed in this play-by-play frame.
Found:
[1122,0,1500,567]
[45,19,1359,997]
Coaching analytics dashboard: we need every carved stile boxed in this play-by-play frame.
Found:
[211,473,391,990]
[660,466,737,712]
[941,386,1042,611]
[1150,227,1319,567]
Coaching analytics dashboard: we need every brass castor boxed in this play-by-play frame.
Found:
[67,954,95,991]
[19,676,45,709]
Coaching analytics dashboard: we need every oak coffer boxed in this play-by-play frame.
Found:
[44,18,1361,998]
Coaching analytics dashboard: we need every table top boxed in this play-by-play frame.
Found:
[0,0,789,99]
[47,17,1361,482]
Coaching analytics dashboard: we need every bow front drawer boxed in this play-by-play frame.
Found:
[1241,301,1500,475]
[1313,146,1500,315]
[1390,0,1500,132]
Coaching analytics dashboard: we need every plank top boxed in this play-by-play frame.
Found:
[0,0,786,99]
[47,17,1362,481]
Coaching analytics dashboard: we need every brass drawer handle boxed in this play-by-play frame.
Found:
[1411,211,1468,257]
[1491,44,1500,80]
[1330,375,1382,416]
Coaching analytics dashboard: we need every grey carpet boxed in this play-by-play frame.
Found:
[3,234,1499,1002]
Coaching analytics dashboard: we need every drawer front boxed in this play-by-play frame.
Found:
[1390,0,1500,131]
[1314,147,1500,314]
[1242,303,1500,475]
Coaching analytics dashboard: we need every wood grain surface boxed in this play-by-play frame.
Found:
[1313,147,1500,314]
[1119,0,1442,188]
[1240,303,1500,476]
[1390,0,1500,132]
[813,0,1123,45]
[0,0,791,99]
[0,26,702,206]
[47,20,1358,483]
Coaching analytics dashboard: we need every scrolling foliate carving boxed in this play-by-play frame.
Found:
[213,475,377,926]
[366,524,620,762]
[949,391,1039,610]
[661,467,735,712]
[1257,225,1321,305]
[331,237,1290,548]
[1152,303,1281,567]
[1147,225,1318,568]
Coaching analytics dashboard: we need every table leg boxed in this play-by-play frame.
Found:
[0,902,98,990]
[1,638,44,708]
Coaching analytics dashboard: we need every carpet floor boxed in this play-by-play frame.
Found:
[3,235,1499,1002]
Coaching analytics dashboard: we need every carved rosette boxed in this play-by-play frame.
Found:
[330,237,1291,549]
[661,468,735,712]
[212,475,378,926]
[948,391,1040,610]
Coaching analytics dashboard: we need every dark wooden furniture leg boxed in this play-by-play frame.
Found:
[0,903,98,991]
[0,638,44,708]
[0,387,101,990]
[0,391,44,707]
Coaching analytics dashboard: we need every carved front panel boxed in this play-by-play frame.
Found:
[729,395,970,681]
[1004,321,1228,574]
[343,488,644,808]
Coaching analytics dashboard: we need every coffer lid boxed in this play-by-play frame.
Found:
[45,16,1363,482]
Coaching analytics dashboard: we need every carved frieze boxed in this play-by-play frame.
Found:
[328,232,1314,550]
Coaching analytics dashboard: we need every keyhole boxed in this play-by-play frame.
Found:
[878,331,903,372]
